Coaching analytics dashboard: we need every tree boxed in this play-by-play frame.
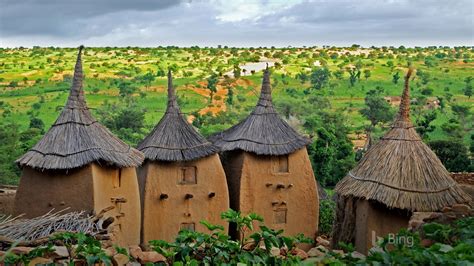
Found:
[226,87,234,106]
[156,68,166,77]
[429,140,473,172]
[392,72,400,84]
[29,117,45,133]
[118,81,138,97]
[207,73,219,102]
[464,76,473,98]
[415,111,437,140]
[0,121,22,184]
[363,69,371,80]
[348,69,360,87]
[360,89,395,134]
[310,68,330,90]
[233,64,241,78]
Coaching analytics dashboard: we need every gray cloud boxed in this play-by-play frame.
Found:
[0,0,472,47]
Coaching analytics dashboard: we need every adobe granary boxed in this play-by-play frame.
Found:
[14,46,144,247]
[137,71,229,243]
[210,68,319,241]
[332,69,470,254]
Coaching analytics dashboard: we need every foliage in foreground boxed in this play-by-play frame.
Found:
[1,212,473,265]
[150,209,313,265]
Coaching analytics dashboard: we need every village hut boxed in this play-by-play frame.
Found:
[210,68,319,240]
[332,69,470,254]
[14,46,144,247]
[137,71,229,244]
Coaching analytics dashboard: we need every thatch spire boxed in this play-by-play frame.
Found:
[137,71,218,162]
[210,69,310,155]
[335,69,469,211]
[393,68,413,128]
[166,69,179,113]
[16,46,144,170]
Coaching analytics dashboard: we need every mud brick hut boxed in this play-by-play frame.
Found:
[14,46,144,247]
[210,68,319,239]
[137,71,229,244]
[333,69,470,254]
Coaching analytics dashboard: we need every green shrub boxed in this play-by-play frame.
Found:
[318,199,336,235]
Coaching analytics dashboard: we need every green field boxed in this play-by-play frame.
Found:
[0,46,473,184]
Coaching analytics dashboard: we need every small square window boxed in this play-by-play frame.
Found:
[272,155,289,173]
[273,209,287,224]
[179,166,197,185]
[180,222,195,231]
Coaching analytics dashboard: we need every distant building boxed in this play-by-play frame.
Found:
[137,71,229,243]
[333,69,470,254]
[15,46,143,247]
[211,68,319,242]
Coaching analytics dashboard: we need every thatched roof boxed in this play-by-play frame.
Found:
[210,68,310,155]
[137,71,218,162]
[335,69,469,212]
[16,46,144,170]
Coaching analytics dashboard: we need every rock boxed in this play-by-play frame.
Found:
[315,245,328,252]
[290,248,308,260]
[350,251,365,259]
[10,246,33,254]
[129,245,142,260]
[101,240,114,248]
[307,247,325,257]
[28,257,53,266]
[452,204,471,214]
[316,236,330,247]
[421,239,435,247]
[112,253,130,266]
[270,247,280,257]
[428,212,442,220]
[445,213,457,219]
[104,247,117,257]
[242,241,256,251]
[50,246,69,258]
[442,206,452,213]
[126,262,141,266]
[408,219,423,230]
[139,251,167,264]
[332,249,344,255]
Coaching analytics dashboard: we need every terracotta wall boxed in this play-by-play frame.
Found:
[354,200,410,254]
[139,154,229,243]
[14,166,94,218]
[92,164,141,247]
[232,148,319,240]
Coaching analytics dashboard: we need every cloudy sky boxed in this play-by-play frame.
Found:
[0,0,473,47]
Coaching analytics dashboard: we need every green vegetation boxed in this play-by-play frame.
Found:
[0,46,473,185]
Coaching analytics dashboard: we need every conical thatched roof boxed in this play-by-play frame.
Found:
[137,71,218,162]
[16,46,144,170]
[210,68,310,155]
[335,69,469,211]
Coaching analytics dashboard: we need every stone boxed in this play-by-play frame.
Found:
[421,239,435,247]
[332,249,345,255]
[139,251,167,264]
[350,251,366,259]
[28,257,53,266]
[316,236,330,247]
[452,204,471,214]
[442,206,453,213]
[104,247,117,257]
[112,253,130,266]
[408,219,423,230]
[126,262,141,266]
[307,247,325,257]
[128,245,142,260]
[270,247,280,257]
[50,246,69,258]
[290,248,308,260]
[428,212,443,220]
[10,246,33,254]
[242,241,256,251]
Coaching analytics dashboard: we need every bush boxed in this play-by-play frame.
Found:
[318,199,336,236]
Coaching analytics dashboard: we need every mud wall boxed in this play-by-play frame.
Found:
[140,154,229,243]
[355,200,410,254]
[237,148,319,240]
[92,164,141,247]
[14,166,94,218]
